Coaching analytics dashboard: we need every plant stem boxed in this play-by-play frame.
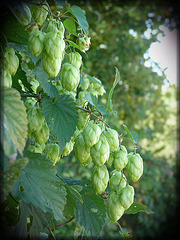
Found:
[47,227,56,240]
[76,106,111,128]
[21,93,39,98]
[48,217,75,229]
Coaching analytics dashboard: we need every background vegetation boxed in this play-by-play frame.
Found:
[55,0,179,238]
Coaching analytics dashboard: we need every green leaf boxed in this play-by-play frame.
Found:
[15,200,52,238]
[34,63,59,98]
[54,0,66,8]
[124,202,154,215]
[106,67,120,113]
[3,87,28,157]
[2,10,28,44]
[86,74,103,86]
[67,5,89,34]
[12,150,67,221]
[74,184,106,236]
[63,19,78,36]
[2,158,29,201]
[122,124,138,144]
[41,95,78,153]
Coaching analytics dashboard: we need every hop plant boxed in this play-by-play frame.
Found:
[4,48,19,76]
[126,153,143,182]
[44,31,65,59]
[114,145,128,171]
[60,63,80,91]
[24,97,37,109]
[107,192,125,223]
[34,121,49,145]
[90,134,110,166]
[77,35,91,52]
[42,51,62,77]
[92,165,109,194]
[103,128,119,152]
[67,52,82,69]
[74,133,92,166]
[82,121,102,148]
[119,185,134,210]
[28,29,46,57]
[45,143,60,164]
[31,4,48,25]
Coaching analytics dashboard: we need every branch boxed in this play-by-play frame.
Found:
[48,217,75,230]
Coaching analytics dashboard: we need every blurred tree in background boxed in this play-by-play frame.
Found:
[53,0,179,238]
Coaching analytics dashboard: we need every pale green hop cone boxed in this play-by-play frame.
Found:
[92,165,109,194]
[28,29,46,57]
[103,128,119,152]
[126,153,143,182]
[90,134,110,166]
[114,145,128,171]
[119,185,134,210]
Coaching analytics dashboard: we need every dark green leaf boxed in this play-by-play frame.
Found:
[34,63,58,98]
[42,95,78,153]
[74,184,106,236]
[15,201,52,238]
[12,150,67,221]
[124,202,154,215]
[83,92,98,108]
[63,19,78,36]
[3,87,28,157]
[67,5,89,34]
[54,0,66,8]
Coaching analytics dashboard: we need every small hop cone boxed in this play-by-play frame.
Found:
[45,143,60,164]
[31,4,48,25]
[114,145,128,171]
[67,52,82,69]
[126,153,143,182]
[82,121,102,148]
[103,128,119,152]
[42,51,62,78]
[74,133,92,166]
[28,29,46,57]
[109,170,122,192]
[4,48,19,76]
[92,165,109,194]
[61,63,80,91]
[34,121,49,145]
[119,185,134,210]
[77,35,91,52]
[44,31,65,59]
[90,134,110,166]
